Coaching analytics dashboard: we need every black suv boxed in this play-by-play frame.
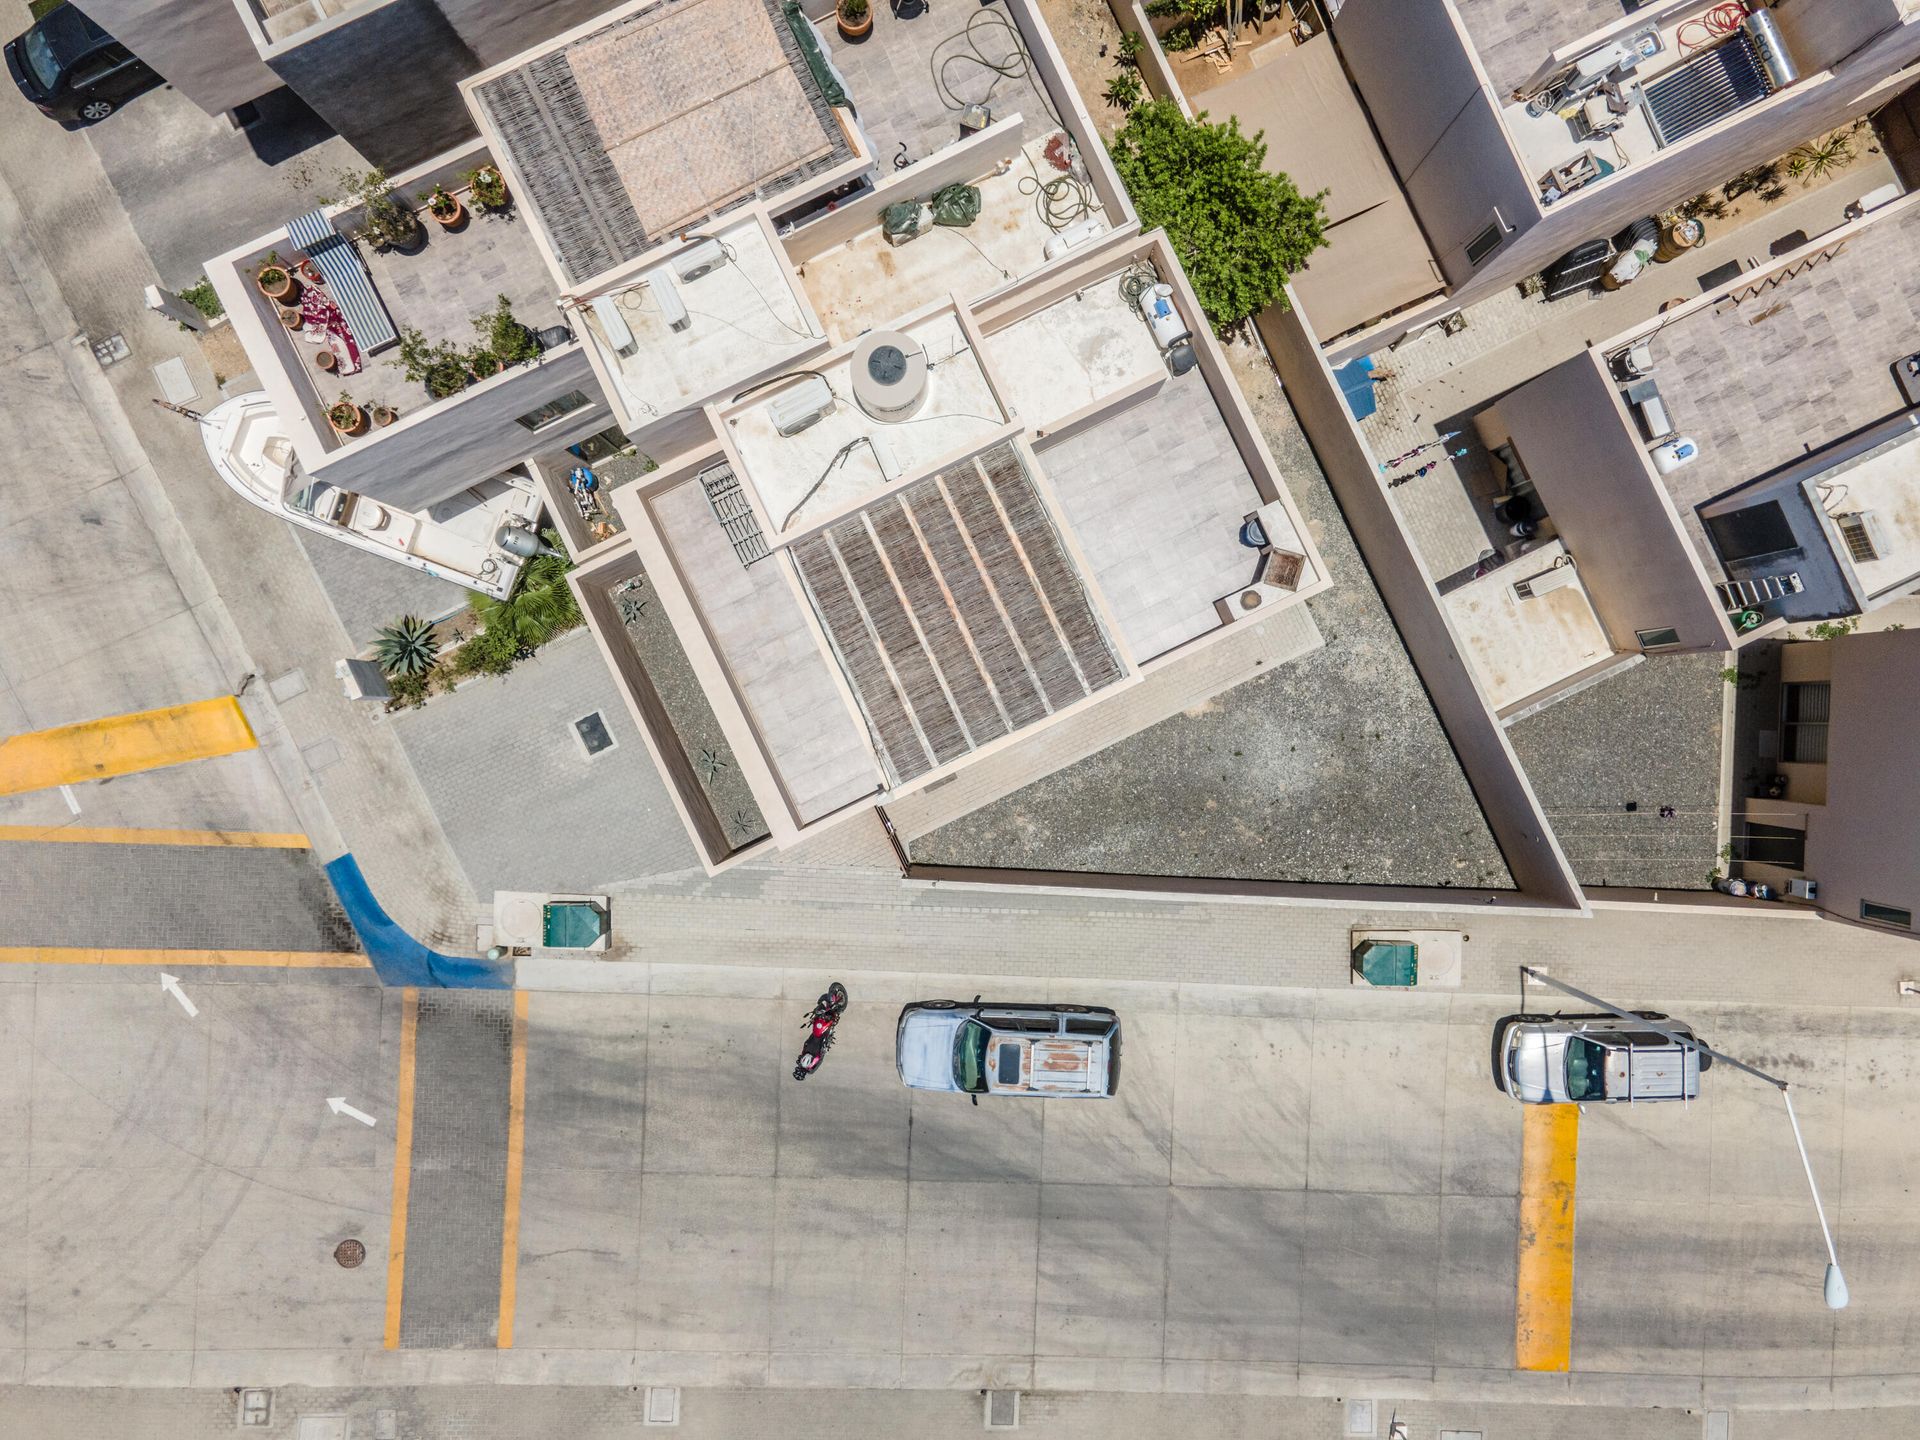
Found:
[6,6,159,123]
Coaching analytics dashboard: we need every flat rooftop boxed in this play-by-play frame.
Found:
[1640,202,1920,553]
[725,309,1006,537]
[817,0,1050,167]
[1452,0,1632,99]
[1797,426,1920,604]
[649,465,878,822]
[580,217,821,424]
[1441,540,1612,712]
[796,133,1103,345]
[473,0,856,285]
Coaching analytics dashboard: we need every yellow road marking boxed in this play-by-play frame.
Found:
[0,824,308,848]
[497,990,530,1349]
[1516,1103,1580,1372]
[0,946,366,968]
[0,697,258,797]
[385,988,420,1350]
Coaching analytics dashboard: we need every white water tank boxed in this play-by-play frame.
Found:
[850,330,930,422]
[1138,282,1191,351]
[1652,436,1699,473]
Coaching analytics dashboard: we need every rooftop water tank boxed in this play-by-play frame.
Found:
[850,329,930,422]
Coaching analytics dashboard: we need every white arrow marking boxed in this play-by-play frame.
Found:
[327,1097,377,1127]
[159,972,198,1019]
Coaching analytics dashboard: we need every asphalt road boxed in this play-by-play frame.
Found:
[3,961,1916,1410]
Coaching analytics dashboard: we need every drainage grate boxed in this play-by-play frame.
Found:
[332,1238,365,1268]
[984,1390,1020,1430]
[574,711,616,757]
[1344,1400,1377,1438]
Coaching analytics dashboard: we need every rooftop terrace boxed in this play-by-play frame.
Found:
[1453,0,1647,100]
[1641,200,1920,571]
[472,0,858,286]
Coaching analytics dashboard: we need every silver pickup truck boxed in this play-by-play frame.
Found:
[1493,1013,1710,1104]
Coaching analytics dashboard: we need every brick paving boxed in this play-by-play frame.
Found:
[400,991,515,1349]
[0,840,356,953]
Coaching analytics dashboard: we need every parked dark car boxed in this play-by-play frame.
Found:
[6,6,159,123]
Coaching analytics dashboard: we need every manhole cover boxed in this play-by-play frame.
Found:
[867,343,907,385]
[333,1238,366,1268]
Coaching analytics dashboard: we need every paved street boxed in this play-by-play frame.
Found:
[2,961,1918,1413]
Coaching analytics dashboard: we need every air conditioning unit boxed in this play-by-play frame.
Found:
[673,238,727,282]
[1787,878,1818,901]
[770,375,835,436]
[1573,41,1633,86]
[1513,561,1580,600]
[1836,509,1887,564]
[647,268,689,333]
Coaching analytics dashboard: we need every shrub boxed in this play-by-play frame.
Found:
[458,535,580,676]
[465,164,510,211]
[1107,100,1329,328]
[1104,71,1144,111]
[1117,30,1144,64]
[383,666,437,711]
[392,326,470,400]
[371,615,441,677]
[327,167,420,250]
[179,278,225,319]
[840,0,869,18]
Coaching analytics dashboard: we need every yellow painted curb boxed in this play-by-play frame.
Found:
[385,988,420,1350]
[0,947,367,969]
[497,989,529,1349]
[1516,1103,1579,1372]
[0,697,258,797]
[0,824,308,849]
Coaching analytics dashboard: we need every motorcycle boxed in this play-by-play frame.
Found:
[792,982,849,1081]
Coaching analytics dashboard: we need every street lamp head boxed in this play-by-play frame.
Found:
[1825,1263,1849,1311]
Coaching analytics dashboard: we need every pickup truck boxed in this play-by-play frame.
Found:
[1493,1012,1710,1104]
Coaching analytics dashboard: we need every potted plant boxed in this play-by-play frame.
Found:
[837,0,870,40]
[329,166,422,252]
[465,163,511,213]
[466,346,503,381]
[473,293,542,366]
[277,304,304,331]
[315,348,338,373]
[392,325,471,400]
[372,403,398,427]
[327,394,368,436]
[255,251,299,304]
[424,183,465,230]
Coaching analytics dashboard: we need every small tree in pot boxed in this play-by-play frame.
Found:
[473,293,542,366]
[423,183,465,230]
[327,393,368,436]
[392,325,471,400]
[328,167,422,252]
[255,251,300,304]
[837,0,870,40]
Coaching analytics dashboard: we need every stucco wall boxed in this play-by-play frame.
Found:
[1805,629,1920,934]
[313,345,610,510]
[1487,351,1733,654]
[73,0,279,114]
[1256,293,1584,912]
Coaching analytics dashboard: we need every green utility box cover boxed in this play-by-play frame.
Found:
[543,901,608,950]
[1352,939,1418,987]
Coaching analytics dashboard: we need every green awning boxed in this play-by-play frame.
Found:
[782,1,850,111]
[1352,939,1418,987]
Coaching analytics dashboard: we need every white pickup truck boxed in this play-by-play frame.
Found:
[895,1001,1120,1099]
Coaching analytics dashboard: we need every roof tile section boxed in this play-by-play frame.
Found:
[476,0,853,285]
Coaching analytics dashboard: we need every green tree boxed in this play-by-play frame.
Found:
[1108,100,1328,329]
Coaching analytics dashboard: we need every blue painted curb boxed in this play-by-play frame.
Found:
[324,855,512,989]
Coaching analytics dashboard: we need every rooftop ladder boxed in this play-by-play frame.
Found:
[1716,571,1802,610]
[700,463,769,567]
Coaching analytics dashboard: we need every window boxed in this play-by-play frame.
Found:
[514,389,590,431]
[1862,901,1913,929]
[1705,501,1799,564]
[1636,626,1682,650]
[953,1020,990,1093]
[1780,681,1830,763]
[1466,213,1509,267]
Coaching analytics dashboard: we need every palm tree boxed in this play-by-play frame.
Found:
[371,615,440,677]
[467,539,581,653]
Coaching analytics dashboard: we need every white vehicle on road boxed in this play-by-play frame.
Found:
[896,1001,1120,1099]
[1493,1012,1710,1105]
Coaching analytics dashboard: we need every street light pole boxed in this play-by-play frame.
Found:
[1518,966,1849,1310]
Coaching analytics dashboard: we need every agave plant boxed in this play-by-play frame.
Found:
[371,615,441,677]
